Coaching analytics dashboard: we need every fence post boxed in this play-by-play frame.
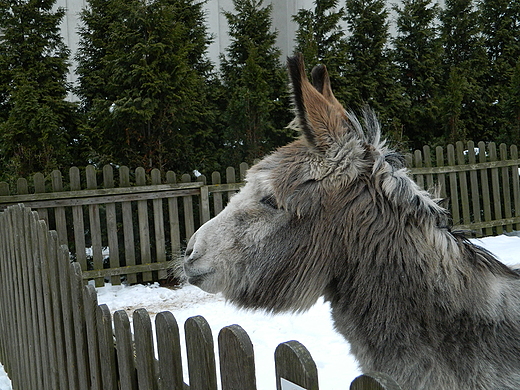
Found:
[185,315,218,390]
[350,372,402,390]
[218,324,257,390]
[275,340,318,390]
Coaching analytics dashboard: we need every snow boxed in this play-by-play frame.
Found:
[1,234,519,389]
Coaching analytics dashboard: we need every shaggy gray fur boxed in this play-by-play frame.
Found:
[184,54,520,390]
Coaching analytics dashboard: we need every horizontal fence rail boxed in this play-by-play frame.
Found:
[0,204,401,390]
[0,141,518,284]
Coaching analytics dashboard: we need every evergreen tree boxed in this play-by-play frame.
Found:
[478,0,520,143]
[292,0,354,112]
[392,0,443,148]
[0,0,82,179]
[220,0,293,166]
[344,0,406,139]
[439,0,488,143]
[292,0,348,73]
[76,0,218,172]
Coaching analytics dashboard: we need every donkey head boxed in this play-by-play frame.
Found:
[183,54,445,313]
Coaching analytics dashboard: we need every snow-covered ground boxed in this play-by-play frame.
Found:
[0,234,519,389]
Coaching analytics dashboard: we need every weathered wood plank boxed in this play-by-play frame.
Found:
[70,167,87,270]
[447,144,460,225]
[120,166,137,284]
[51,170,68,246]
[103,165,121,285]
[69,262,90,390]
[84,284,102,390]
[114,310,138,390]
[182,174,195,240]
[350,372,403,390]
[156,311,185,390]
[37,219,60,390]
[478,141,493,236]
[152,169,167,279]
[134,308,158,390]
[86,165,104,286]
[435,146,447,199]
[97,304,118,390]
[211,172,224,215]
[414,149,424,189]
[466,141,482,236]
[275,340,318,390]
[218,324,257,390]
[511,145,520,231]
[167,171,181,261]
[500,144,513,232]
[185,315,218,390]
[489,143,503,235]
[456,142,471,227]
[136,167,152,282]
[33,172,49,224]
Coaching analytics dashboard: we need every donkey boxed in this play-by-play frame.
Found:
[184,54,520,390]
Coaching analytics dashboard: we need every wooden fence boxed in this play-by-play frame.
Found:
[407,141,520,237]
[0,140,518,284]
[0,163,248,286]
[0,204,401,390]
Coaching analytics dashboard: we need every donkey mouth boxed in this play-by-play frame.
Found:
[184,268,216,287]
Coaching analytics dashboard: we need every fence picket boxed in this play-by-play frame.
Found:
[456,142,471,227]
[38,218,60,390]
[152,169,167,279]
[114,310,139,390]
[511,145,520,231]
[488,143,503,235]
[134,308,159,390]
[70,262,91,390]
[84,284,102,390]
[120,166,137,284]
[155,311,185,390]
[478,142,493,236]
[86,166,104,286]
[136,167,153,282]
[166,171,181,261]
[275,340,319,390]
[33,172,49,224]
[219,324,257,390]
[185,315,218,390]
[51,170,68,246]
[350,373,402,390]
[97,304,118,390]
[103,165,121,285]
[500,144,513,232]
[70,167,87,270]
[466,141,482,236]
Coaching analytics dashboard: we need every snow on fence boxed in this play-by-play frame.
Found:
[0,204,401,390]
[0,140,518,286]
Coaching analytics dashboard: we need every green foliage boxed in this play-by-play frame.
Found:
[76,0,218,173]
[220,0,294,166]
[478,0,520,144]
[439,0,487,143]
[392,0,444,148]
[0,0,83,180]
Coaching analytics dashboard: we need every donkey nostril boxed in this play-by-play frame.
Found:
[185,247,193,258]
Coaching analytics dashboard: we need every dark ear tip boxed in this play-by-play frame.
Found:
[311,64,327,93]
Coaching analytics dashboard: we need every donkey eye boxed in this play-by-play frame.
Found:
[260,195,278,209]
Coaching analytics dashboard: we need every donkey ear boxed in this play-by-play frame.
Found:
[311,64,346,117]
[287,54,345,152]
